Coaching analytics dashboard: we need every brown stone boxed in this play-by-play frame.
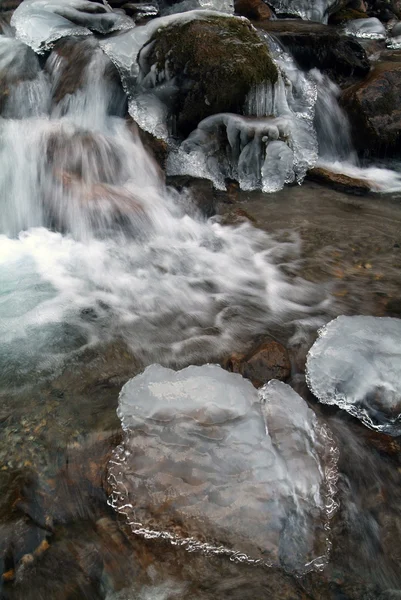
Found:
[307,167,373,195]
[235,0,273,20]
[341,61,401,155]
[223,340,291,387]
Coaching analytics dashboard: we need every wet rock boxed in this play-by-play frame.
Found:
[141,16,278,135]
[307,166,373,194]
[46,36,126,116]
[341,61,401,155]
[0,0,22,10]
[121,2,159,20]
[255,20,370,85]
[329,7,368,23]
[223,339,291,386]
[134,123,168,171]
[166,175,217,218]
[234,0,273,20]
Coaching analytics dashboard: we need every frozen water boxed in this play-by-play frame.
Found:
[108,366,338,572]
[11,0,133,53]
[306,316,401,436]
[169,34,318,192]
[167,114,297,192]
[267,0,336,23]
[344,17,386,40]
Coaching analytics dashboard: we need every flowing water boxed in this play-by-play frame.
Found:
[0,2,401,599]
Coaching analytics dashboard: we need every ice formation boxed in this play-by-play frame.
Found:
[11,0,134,54]
[344,17,386,40]
[108,365,338,572]
[306,316,401,436]
[168,34,318,191]
[266,0,337,23]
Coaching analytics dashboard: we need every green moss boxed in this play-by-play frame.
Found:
[146,16,278,134]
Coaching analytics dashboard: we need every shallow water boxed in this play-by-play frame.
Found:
[0,2,401,599]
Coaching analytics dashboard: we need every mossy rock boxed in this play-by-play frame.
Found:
[142,16,278,135]
[329,8,368,24]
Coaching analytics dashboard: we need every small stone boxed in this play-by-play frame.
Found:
[224,340,291,387]
[307,167,373,195]
[235,0,273,20]
[2,569,15,582]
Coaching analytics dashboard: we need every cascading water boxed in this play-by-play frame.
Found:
[0,18,328,389]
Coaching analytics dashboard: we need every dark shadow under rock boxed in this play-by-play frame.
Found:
[254,20,370,86]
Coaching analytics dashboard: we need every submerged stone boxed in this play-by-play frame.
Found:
[306,315,401,436]
[107,364,338,573]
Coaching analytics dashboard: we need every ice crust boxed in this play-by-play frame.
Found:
[306,316,401,436]
[344,17,386,40]
[108,365,338,572]
[168,34,317,191]
[11,0,134,53]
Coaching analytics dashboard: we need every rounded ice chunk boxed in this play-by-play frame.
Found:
[306,315,401,436]
[108,365,338,573]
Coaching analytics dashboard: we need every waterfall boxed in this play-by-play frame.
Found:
[0,16,327,386]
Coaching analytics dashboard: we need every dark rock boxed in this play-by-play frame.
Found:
[307,167,373,194]
[166,175,217,218]
[254,20,370,86]
[0,0,22,10]
[234,0,273,20]
[141,16,278,136]
[223,340,291,387]
[328,7,368,23]
[133,122,168,172]
[121,2,159,19]
[341,61,401,156]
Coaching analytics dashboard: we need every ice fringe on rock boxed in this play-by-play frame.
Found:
[168,34,318,191]
[265,0,338,23]
[11,0,134,54]
[107,364,338,573]
[306,315,401,436]
[344,17,386,40]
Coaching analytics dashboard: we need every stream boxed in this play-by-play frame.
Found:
[0,0,401,599]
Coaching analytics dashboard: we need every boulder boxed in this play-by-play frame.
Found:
[254,20,370,85]
[234,0,273,20]
[166,175,217,218]
[341,61,401,155]
[140,15,278,135]
[307,166,373,194]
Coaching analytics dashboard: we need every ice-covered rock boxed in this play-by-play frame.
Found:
[167,113,296,191]
[11,0,134,54]
[108,365,338,572]
[306,316,401,436]
[344,17,386,39]
[169,34,317,191]
[267,0,337,23]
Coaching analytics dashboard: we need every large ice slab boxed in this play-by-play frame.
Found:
[108,365,338,572]
[11,0,134,53]
[306,316,401,436]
